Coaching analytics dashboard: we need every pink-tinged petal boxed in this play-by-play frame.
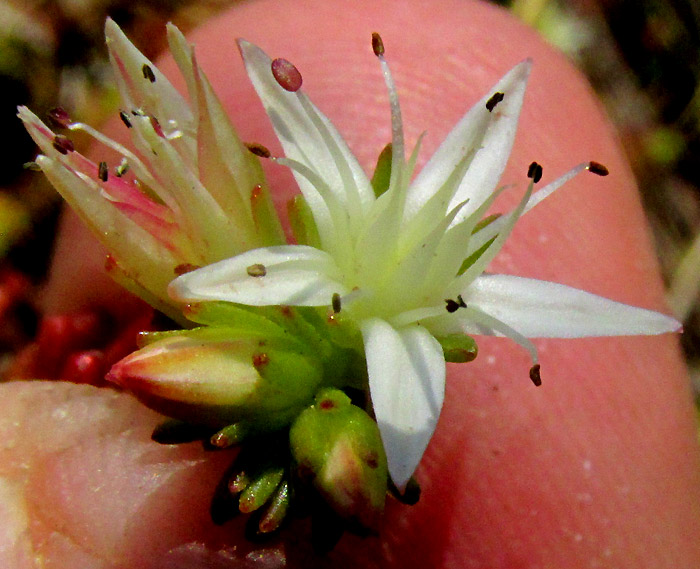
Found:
[464,273,681,338]
[127,114,247,262]
[237,40,375,227]
[360,319,445,490]
[34,155,182,303]
[405,60,531,223]
[169,245,347,307]
[104,19,194,141]
[19,106,171,224]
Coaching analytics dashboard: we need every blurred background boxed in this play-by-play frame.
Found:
[1,0,700,398]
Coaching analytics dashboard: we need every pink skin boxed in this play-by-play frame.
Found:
[3,0,700,567]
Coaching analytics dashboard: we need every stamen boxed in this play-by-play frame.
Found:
[527,161,543,184]
[245,142,272,158]
[332,292,342,313]
[246,263,267,277]
[271,58,303,92]
[444,295,467,313]
[485,92,504,112]
[529,364,542,386]
[372,32,405,192]
[52,134,74,154]
[587,161,609,176]
[119,111,132,128]
[47,107,71,129]
[149,115,164,138]
[98,161,109,182]
[142,63,156,83]
[371,32,385,56]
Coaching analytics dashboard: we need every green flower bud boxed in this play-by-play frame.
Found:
[289,388,387,531]
[107,327,324,431]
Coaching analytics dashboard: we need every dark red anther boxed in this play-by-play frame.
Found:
[119,111,132,128]
[486,92,504,112]
[331,292,341,314]
[52,135,74,154]
[149,115,164,137]
[246,143,271,158]
[47,107,71,129]
[98,161,109,182]
[319,398,336,410]
[527,161,543,184]
[529,364,542,386]
[142,63,156,83]
[587,161,609,176]
[445,294,467,313]
[271,58,303,92]
[371,32,385,56]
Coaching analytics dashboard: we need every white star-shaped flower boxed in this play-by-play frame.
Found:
[170,35,680,489]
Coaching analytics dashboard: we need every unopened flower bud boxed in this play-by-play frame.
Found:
[107,327,324,430]
[290,388,387,531]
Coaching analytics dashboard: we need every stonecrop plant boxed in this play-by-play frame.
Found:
[19,20,679,546]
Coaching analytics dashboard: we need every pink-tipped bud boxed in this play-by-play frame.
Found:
[290,389,388,532]
[107,327,324,430]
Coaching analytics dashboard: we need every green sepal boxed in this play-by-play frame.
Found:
[371,143,393,198]
[438,334,478,363]
[287,194,321,248]
[290,388,388,531]
[181,301,293,343]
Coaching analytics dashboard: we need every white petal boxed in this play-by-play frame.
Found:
[464,274,681,338]
[405,61,531,222]
[237,40,375,226]
[361,319,445,490]
[169,245,347,306]
[105,19,194,138]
